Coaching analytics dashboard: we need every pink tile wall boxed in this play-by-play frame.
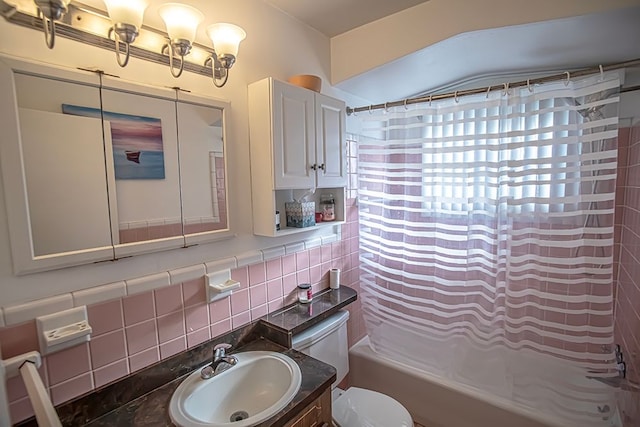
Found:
[0,199,363,425]
[614,125,640,426]
[119,222,183,244]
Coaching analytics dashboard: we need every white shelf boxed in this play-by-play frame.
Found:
[271,220,345,237]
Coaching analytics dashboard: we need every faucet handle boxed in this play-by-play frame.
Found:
[213,343,232,358]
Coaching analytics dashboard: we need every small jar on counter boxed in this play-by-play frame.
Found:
[297,283,313,303]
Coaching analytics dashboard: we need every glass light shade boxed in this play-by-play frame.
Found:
[103,0,147,28]
[206,23,246,58]
[158,3,204,42]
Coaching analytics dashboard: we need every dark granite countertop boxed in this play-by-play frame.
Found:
[259,286,357,347]
[83,340,335,427]
[18,286,357,427]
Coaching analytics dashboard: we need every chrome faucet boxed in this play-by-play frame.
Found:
[201,343,238,380]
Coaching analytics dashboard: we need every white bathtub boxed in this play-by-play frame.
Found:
[348,336,621,427]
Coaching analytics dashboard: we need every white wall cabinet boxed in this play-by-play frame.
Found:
[248,77,347,237]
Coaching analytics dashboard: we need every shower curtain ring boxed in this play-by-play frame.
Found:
[527,79,533,93]
[502,82,509,96]
[429,95,432,106]
[599,65,604,80]
[486,85,491,99]
[384,102,389,112]
[404,98,408,110]
[564,71,571,86]
[454,91,459,103]
[369,105,373,115]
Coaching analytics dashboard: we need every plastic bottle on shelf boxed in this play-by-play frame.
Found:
[320,193,335,221]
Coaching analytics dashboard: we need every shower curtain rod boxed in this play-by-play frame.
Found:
[346,58,640,115]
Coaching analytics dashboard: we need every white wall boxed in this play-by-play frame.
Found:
[0,0,368,307]
[330,0,640,85]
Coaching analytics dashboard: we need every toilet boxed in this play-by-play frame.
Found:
[292,310,413,427]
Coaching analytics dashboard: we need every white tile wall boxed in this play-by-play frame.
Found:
[261,246,286,261]
[205,257,237,273]
[235,251,263,268]
[125,272,170,296]
[4,294,73,326]
[169,264,206,285]
[285,242,305,254]
[72,282,126,307]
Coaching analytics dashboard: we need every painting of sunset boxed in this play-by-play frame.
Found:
[62,104,165,179]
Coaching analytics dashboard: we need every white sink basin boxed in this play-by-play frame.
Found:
[169,351,302,427]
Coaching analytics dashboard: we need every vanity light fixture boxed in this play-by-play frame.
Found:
[4,0,246,86]
[205,23,246,88]
[102,0,148,67]
[33,0,71,49]
[158,2,204,78]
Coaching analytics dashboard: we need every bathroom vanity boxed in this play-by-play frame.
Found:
[16,287,357,427]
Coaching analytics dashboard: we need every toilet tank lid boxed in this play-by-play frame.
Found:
[292,310,350,350]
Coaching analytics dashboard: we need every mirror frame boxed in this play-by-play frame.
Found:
[0,55,234,275]
[0,56,116,274]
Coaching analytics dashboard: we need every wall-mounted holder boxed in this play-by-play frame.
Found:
[1,350,62,427]
[206,269,241,303]
[1,351,41,379]
[36,306,92,355]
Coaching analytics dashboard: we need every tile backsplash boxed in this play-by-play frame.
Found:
[0,199,365,425]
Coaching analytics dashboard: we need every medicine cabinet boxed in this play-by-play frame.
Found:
[0,56,232,274]
[248,77,347,237]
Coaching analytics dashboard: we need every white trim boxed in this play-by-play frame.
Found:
[72,282,126,307]
[0,231,341,326]
[126,272,171,296]
[169,264,206,285]
[4,294,73,326]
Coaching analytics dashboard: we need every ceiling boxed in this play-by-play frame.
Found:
[335,6,640,104]
[69,0,640,105]
[262,1,640,105]
[263,0,430,38]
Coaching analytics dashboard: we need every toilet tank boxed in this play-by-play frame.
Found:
[292,310,350,387]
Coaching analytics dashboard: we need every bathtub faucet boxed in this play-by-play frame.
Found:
[200,343,238,379]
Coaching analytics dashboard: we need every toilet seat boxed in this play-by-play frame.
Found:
[332,387,413,427]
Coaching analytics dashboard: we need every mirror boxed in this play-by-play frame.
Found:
[99,80,185,258]
[0,56,231,274]
[176,94,229,245]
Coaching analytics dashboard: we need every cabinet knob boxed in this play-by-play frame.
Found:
[318,163,325,171]
[310,164,318,170]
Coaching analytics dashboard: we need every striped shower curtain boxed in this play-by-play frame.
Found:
[357,73,621,387]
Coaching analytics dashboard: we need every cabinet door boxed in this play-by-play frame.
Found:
[284,388,332,427]
[176,95,233,246]
[272,80,316,189]
[100,82,185,258]
[0,60,115,274]
[315,93,347,188]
